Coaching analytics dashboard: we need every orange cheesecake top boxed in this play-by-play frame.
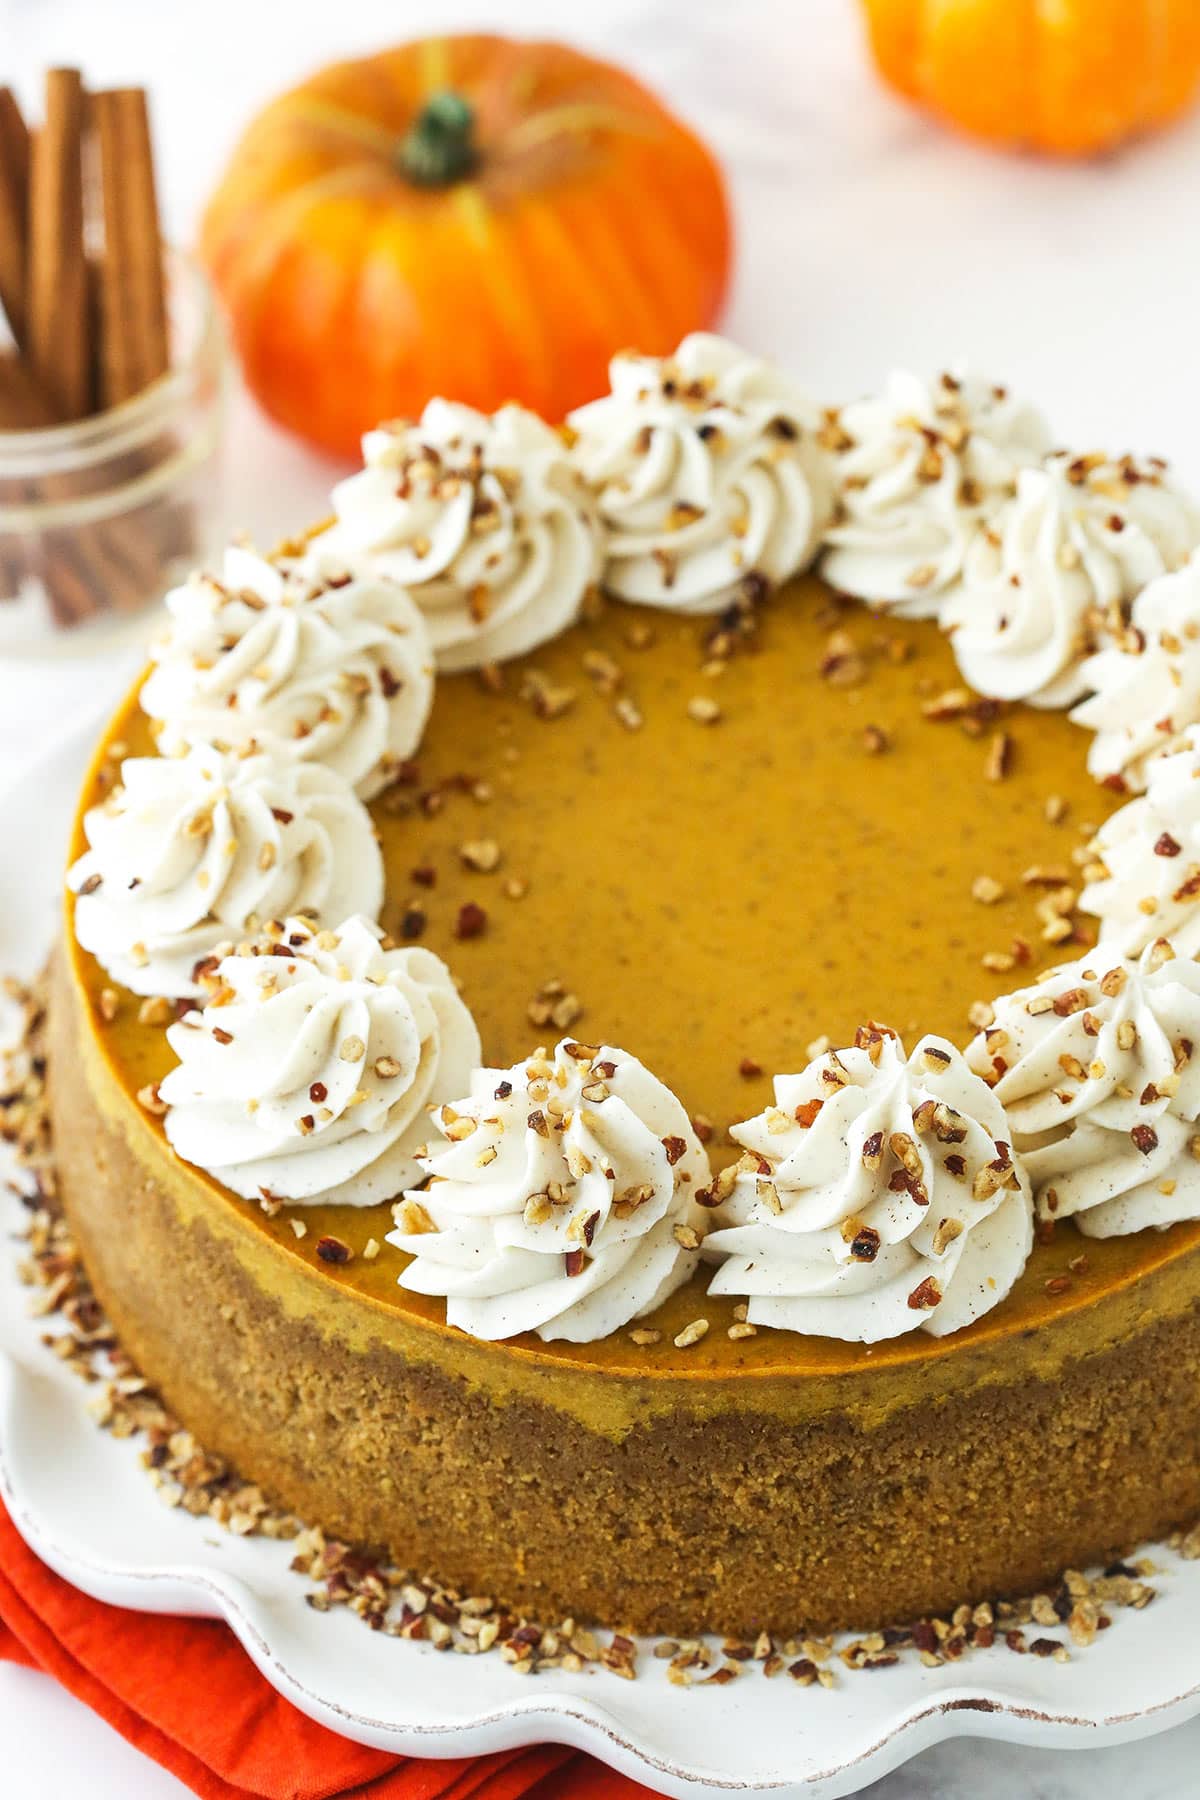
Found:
[63,576,1200,1391]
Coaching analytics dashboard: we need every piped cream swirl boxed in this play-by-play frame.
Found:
[390,1038,709,1342]
[313,400,602,671]
[945,453,1200,707]
[68,745,382,998]
[140,547,435,800]
[1071,552,1200,789]
[159,916,480,1206]
[1081,727,1200,956]
[821,369,1049,617]
[566,334,833,612]
[966,941,1200,1236]
[703,1028,1033,1342]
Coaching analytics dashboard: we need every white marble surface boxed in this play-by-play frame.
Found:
[5,0,1200,1793]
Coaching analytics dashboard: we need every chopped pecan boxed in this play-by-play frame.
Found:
[907,1275,942,1311]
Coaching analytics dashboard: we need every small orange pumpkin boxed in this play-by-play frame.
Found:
[861,0,1200,156]
[200,35,732,459]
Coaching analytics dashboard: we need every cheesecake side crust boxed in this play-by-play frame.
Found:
[50,951,1200,1636]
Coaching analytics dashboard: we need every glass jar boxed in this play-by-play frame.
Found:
[0,250,229,658]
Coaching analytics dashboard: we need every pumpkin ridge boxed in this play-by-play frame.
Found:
[278,97,400,162]
[373,206,473,403]
[217,166,385,310]
[418,35,453,95]
[498,101,662,161]
[515,196,633,356]
[547,189,669,353]
[604,177,724,345]
[450,184,555,407]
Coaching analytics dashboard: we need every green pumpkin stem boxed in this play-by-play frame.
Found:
[398,92,479,186]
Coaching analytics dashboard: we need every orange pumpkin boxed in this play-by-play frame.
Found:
[200,36,732,459]
[861,0,1200,156]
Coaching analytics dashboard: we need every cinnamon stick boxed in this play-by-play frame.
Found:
[0,351,49,600]
[0,93,31,597]
[91,85,192,611]
[93,88,169,404]
[26,69,90,420]
[0,351,56,430]
[0,88,30,346]
[0,351,71,626]
[44,513,166,625]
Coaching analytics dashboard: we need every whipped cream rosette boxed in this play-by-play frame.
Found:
[966,941,1200,1237]
[140,546,434,800]
[68,744,382,998]
[390,1038,710,1343]
[159,916,480,1206]
[1080,727,1200,956]
[944,453,1200,708]
[703,1027,1033,1343]
[566,333,833,613]
[821,369,1049,617]
[312,399,601,671]
[1071,552,1200,789]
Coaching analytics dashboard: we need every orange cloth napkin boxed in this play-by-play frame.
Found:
[0,1500,658,1800]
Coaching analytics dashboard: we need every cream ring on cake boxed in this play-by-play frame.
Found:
[141,545,435,800]
[391,1037,710,1342]
[967,939,1200,1238]
[159,914,480,1207]
[68,743,383,998]
[567,332,833,613]
[1080,725,1200,956]
[943,453,1200,708]
[311,399,603,672]
[703,1026,1033,1342]
[1071,550,1200,791]
[820,368,1049,617]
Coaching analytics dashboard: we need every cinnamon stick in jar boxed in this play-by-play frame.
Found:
[84,83,195,614]
[0,352,127,627]
[26,68,91,420]
[0,90,34,600]
[0,88,30,350]
[0,353,56,430]
[93,88,170,405]
[0,349,53,602]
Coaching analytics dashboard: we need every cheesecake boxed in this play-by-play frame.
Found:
[47,341,1200,1636]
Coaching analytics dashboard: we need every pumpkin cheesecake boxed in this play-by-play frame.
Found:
[46,340,1200,1636]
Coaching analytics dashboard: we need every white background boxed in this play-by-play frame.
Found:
[5,0,1200,1793]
